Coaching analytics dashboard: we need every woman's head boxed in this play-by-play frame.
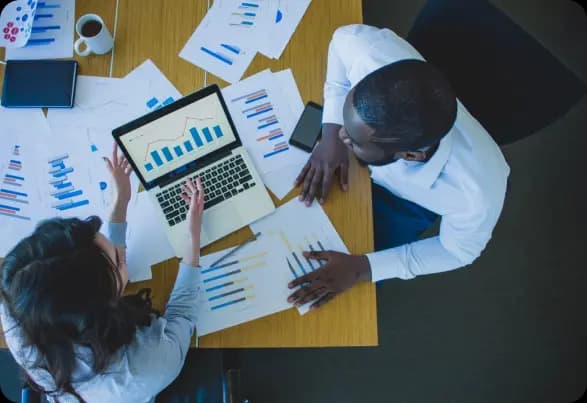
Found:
[1,216,154,394]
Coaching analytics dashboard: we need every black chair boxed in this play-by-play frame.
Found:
[407,0,586,145]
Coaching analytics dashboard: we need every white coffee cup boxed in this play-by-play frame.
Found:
[74,14,113,56]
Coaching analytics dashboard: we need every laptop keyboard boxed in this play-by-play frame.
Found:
[155,155,256,227]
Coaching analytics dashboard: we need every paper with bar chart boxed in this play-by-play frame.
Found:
[0,108,51,256]
[124,59,182,115]
[62,126,139,219]
[250,198,349,315]
[179,4,256,84]
[6,0,75,60]
[196,235,292,335]
[119,92,236,182]
[215,0,278,42]
[223,70,305,171]
[41,127,132,219]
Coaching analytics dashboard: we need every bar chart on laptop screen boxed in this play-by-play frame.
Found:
[121,93,236,182]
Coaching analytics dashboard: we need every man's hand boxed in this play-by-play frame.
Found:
[287,251,371,310]
[295,124,349,205]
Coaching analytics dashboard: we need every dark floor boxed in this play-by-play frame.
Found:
[2,1,587,402]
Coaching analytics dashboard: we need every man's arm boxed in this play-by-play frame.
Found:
[296,25,374,204]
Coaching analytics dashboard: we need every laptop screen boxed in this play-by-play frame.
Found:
[118,92,237,184]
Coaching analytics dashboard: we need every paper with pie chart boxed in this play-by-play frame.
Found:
[2,0,75,60]
[258,0,312,59]
[180,0,313,82]
[0,0,39,48]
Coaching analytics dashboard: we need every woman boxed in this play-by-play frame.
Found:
[0,144,205,402]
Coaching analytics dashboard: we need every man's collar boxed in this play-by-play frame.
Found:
[398,129,454,188]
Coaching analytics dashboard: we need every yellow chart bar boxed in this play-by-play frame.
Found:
[241,261,266,272]
[240,251,269,263]
[280,230,294,252]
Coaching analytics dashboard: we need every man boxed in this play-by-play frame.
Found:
[287,24,510,309]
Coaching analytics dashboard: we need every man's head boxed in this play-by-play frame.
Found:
[340,59,457,166]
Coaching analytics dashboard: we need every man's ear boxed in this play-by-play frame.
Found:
[402,151,427,161]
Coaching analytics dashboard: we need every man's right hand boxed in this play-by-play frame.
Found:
[295,123,349,205]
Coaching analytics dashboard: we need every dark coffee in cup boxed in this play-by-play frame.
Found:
[81,20,102,37]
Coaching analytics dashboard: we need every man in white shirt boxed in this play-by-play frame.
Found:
[287,24,510,310]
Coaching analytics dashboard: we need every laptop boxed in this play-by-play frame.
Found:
[113,84,275,257]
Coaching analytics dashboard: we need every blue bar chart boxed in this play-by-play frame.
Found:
[47,154,90,212]
[279,230,326,279]
[230,2,260,27]
[201,252,267,311]
[146,96,175,111]
[25,2,62,47]
[143,124,225,172]
[200,43,241,66]
[230,89,290,159]
[0,146,32,221]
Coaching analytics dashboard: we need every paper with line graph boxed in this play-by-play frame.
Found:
[196,235,292,335]
[250,198,349,315]
[46,76,144,131]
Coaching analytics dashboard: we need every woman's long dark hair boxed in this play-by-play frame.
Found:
[0,216,158,400]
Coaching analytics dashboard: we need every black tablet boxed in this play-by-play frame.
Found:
[1,59,78,108]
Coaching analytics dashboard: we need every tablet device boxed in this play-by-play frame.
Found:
[1,60,78,108]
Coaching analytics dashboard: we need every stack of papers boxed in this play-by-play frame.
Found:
[222,68,307,199]
[0,60,181,282]
[180,0,312,83]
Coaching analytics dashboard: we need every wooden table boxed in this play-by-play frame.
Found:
[0,0,377,348]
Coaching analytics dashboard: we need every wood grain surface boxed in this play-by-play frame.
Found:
[0,0,377,349]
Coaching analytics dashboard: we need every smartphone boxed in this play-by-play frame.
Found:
[289,101,323,153]
[1,60,78,108]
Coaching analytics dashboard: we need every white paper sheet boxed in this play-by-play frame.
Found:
[221,68,306,198]
[222,69,306,171]
[45,125,140,221]
[262,163,302,199]
[250,198,349,314]
[212,0,278,45]
[257,0,312,59]
[125,191,175,282]
[46,76,144,132]
[124,59,183,115]
[179,5,256,84]
[259,68,306,198]
[196,234,293,335]
[0,107,51,257]
[5,0,75,60]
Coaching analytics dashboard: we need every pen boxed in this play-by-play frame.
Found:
[208,231,261,268]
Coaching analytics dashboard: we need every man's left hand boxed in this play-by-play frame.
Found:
[287,251,371,310]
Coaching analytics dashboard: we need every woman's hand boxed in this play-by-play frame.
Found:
[180,177,205,266]
[104,143,133,205]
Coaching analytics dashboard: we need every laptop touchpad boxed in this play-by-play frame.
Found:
[203,202,243,239]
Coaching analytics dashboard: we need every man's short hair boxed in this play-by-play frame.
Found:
[352,59,458,151]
